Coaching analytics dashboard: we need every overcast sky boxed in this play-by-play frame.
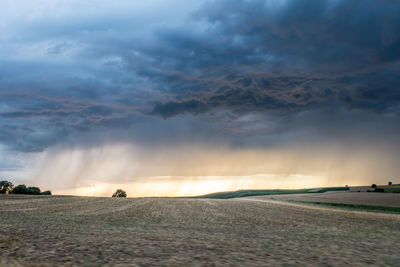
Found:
[1,0,399,196]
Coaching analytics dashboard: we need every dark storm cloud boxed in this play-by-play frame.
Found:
[143,0,400,118]
[0,72,145,151]
[0,0,399,153]
[194,0,400,66]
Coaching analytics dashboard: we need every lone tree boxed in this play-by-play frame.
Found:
[0,180,14,194]
[388,181,392,186]
[112,189,127,198]
[371,184,377,188]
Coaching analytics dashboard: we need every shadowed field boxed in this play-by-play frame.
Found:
[1,194,400,266]
[246,191,400,207]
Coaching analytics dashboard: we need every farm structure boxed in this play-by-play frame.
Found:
[350,184,400,193]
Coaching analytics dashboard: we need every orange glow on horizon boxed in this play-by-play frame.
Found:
[53,174,331,197]
[15,142,396,197]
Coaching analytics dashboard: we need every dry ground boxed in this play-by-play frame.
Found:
[1,194,400,266]
[245,191,400,207]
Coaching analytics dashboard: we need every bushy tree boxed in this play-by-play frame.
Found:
[12,184,30,194]
[112,189,127,197]
[12,185,46,195]
[388,181,392,186]
[28,186,41,195]
[371,184,377,188]
[0,180,14,194]
[2,181,51,195]
[40,190,52,195]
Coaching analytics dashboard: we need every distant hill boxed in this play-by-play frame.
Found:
[197,187,349,199]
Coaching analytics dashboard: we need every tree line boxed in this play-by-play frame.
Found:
[0,180,51,195]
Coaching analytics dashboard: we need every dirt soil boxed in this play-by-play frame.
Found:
[1,194,400,266]
[245,191,400,207]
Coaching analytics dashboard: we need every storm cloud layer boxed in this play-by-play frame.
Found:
[0,0,399,195]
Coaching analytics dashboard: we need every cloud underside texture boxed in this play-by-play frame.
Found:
[0,0,399,181]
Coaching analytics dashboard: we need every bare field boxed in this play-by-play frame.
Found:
[246,191,400,207]
[1,195,400,266]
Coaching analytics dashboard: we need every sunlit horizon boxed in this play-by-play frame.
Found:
[51,174,336,197]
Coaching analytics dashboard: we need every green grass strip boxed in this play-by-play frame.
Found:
[197,187,349,199]
[288,200,400,213]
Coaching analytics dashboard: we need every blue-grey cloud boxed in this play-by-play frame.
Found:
[142,0,400,118]
[0,0,399,155]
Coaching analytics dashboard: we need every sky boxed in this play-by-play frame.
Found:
[0,0,399,196]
